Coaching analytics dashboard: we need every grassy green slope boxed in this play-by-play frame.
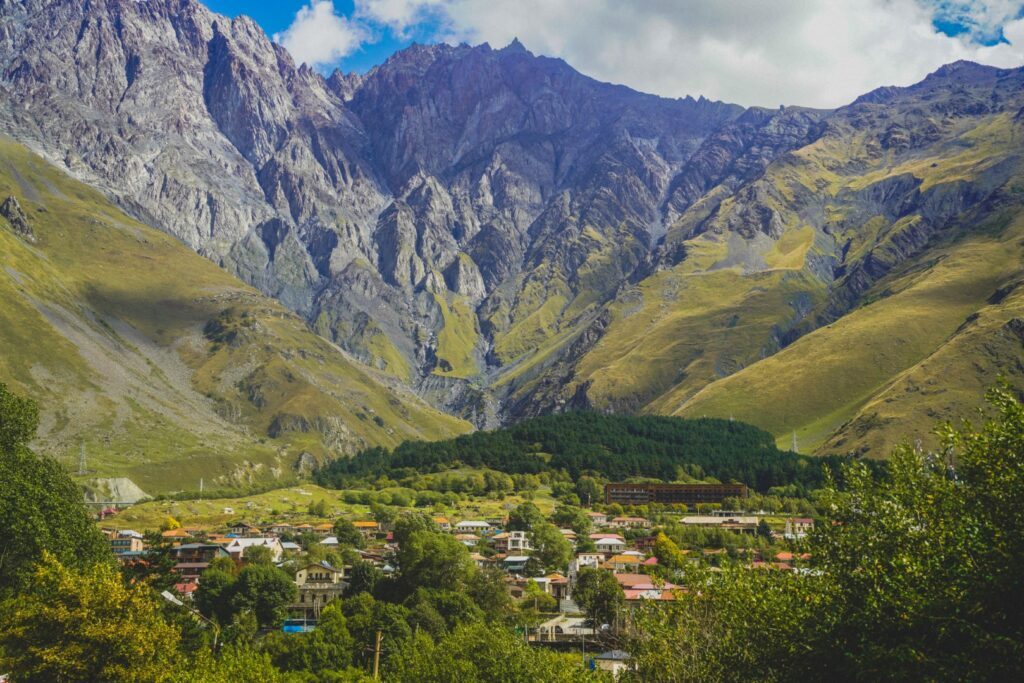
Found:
[0,139,469,493]
[674,208,1024,455]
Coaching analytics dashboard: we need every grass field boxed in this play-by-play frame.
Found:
[0,138,469,493]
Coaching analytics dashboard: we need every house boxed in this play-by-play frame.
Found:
[353,521,380,538]
[225,537,283,562]
[454,520,493,535]
[281,541,302,553]
[455,533,480,548]
[433,517,451,532]
[603,554,643,574]
[610,516,650,529]
[469,552,492,569]
[503,555,531,573]
[569,552,605,581]
[593,650,632,677]
[534,615,598,642]
[586,511,608,526]
[320,536,340,547]
[559,528,578,544]
[313,523,335,537]
[594,536,627,555]
[681,515,759,533]
[171,543,230,580]
[160,528,193,542]
[492,530,532,554]
[785,517,814,538]
[172,581,199,601]
[267,523,295,536]
[109,530,145,556]
[227,522,260,536]
[545,573,571,600]
[293,561,348,619]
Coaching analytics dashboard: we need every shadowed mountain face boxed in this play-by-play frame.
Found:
[2,0,1024,458]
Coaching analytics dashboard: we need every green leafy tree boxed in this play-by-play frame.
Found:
[177,645,289,683]
[244,544,274,565]
[507,502,544,531]
[652,531,687,571]
[387,622,606,682]
[0,552,181,683]
[346,559,383,597]
[529,522,573,571]
[230,563,297,628]
[573,567,624,628]
[396,529,473,595]
[0,384,110,589]
[194,568,237,624]
[0,381,37,453]
[630,385,1024,682]
[334,517,365,548]
[263,601,354,675]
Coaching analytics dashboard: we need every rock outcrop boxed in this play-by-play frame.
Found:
[1,195,35,243]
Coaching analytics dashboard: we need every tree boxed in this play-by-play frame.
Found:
[194,568,237,624]
[0,381,37,453]
[0,552,180,683]
[177,645,290,683]
[506,502,544,531]
[244,544,274,565]
[396,530,473,595]
[392,511,438,546]
[230,563,297,628]
[529,522,573,571]
[346,560,382,597]
[334,517,365,548]
[652,531,687,571]
[573,567,624,628]
[387,622,604,682]
[551,505,592,535]
[756,518,773,540]
[0,385,110,589]
[263,601,354,675]
[161,515,182,531]
[630,386,1024,682]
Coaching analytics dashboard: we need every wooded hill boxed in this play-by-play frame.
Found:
[316,413,853,492]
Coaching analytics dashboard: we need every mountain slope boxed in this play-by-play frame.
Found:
[2,0,1023,460]
[0,0,742,423]
[0,138,468,493]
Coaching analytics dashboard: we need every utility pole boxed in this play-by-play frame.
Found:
[78,442,86,476]
[199,478,204,500]
[372,630,382,680]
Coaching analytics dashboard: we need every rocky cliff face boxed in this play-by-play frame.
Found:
[0,0,748,423]
[2,0,1023,450]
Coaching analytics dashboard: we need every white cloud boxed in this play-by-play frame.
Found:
[356,0,448,38]
[273,0,368,69]
[346,0,1024,108]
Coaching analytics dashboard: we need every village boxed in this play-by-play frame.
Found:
[101,482,815,677]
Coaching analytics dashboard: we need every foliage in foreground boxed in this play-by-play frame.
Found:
[629,385,1024,682]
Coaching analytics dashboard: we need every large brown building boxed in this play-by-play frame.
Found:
[605,482,748,507]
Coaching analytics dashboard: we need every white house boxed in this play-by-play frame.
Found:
[594,537,627,555]
[225,537,283,562]
[785,517,814,538]
[293,561,347,619]
[454,520,493,534]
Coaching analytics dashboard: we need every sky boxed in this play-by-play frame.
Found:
[204,0,1024,108]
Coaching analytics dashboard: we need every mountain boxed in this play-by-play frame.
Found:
[0,137,468,494]
[1,0,1023,460]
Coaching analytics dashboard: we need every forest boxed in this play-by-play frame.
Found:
[316,412,854,492]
